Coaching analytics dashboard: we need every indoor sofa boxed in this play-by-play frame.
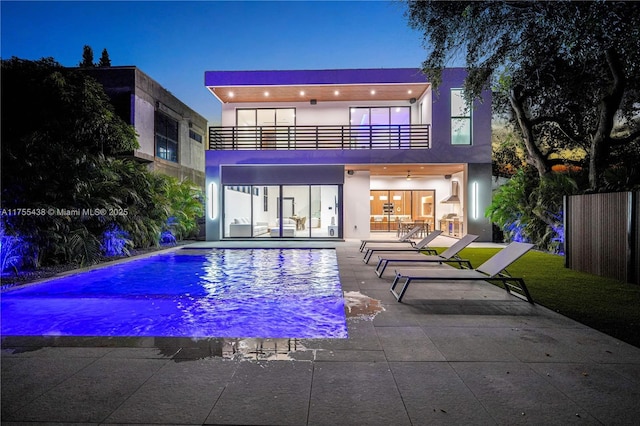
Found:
[229,218,269,237]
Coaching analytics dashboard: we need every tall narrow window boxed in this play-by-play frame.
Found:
[155,112,179,162]
[451,89,471,145]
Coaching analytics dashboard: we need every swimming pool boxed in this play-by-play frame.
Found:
[0,249,348,339]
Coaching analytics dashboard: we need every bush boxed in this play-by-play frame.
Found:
[487,168,577,252]
[101,225,133,257]
[0,223,27,274]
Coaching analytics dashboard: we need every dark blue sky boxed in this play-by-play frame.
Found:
[1,0,434,124]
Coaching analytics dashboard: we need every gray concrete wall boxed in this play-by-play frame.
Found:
[83,67,207,188]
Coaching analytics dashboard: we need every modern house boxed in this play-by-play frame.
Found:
[203,68,492,241]
[82,66,207,188]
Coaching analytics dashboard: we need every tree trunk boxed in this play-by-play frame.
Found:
[508,88,550,178]
[588,48,626,191]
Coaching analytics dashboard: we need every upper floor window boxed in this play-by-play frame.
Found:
[451,89,471,145]
[189,129,203,143]
[155,112,179,162]
[236,108,295,127]
[350,106,410,126]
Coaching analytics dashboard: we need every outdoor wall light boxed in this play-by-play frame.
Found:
[208,182,218,220]
[472,181,479,220]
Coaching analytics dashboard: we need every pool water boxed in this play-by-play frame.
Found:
[0,249,348,339]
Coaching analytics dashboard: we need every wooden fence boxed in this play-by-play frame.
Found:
[565,192,639,284]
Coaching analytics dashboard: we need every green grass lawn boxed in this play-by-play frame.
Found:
[438,247,640,348]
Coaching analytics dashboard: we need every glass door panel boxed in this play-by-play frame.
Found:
[391,106,411,148]
[281,186,309,237]
[223,185,253,238]
[257,109,276,149]
[371,108,390,147]
[275,108,295,149]
[311,185,339,238]
[370,190,389,231]
[251,186,270,237]
[236,109,257,148]
[414,190,435,234]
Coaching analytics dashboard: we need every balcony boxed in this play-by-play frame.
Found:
[208,124,430,150]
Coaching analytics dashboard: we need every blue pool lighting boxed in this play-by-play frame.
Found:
[1,249,347,339]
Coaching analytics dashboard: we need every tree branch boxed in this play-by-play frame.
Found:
[589,48,626,190]
[508,87,551,177]
[609,127,640,146]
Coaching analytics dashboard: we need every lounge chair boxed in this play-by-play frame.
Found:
[374,234,478,277]
[390,241,535,303]
[359,226,422,252]
[362,230,443,264]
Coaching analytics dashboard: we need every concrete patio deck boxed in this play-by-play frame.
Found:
[2,237,640,425]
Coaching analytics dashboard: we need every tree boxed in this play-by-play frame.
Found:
[79,44,95,67]
[405,0,640,191]
[98,48,111,67]
[0,57,169,266]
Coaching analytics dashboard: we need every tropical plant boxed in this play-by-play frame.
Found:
[159,230,177,246]
[163,177,205,240]
[0,222,27,274]
[487,168,577,252]
[0,57,166,266]
[101,224,133,257]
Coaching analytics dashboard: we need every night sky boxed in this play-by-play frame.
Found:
[1,0,439,124]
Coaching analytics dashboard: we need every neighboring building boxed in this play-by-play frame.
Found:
[203,68,492,241]
[82,66,207,188]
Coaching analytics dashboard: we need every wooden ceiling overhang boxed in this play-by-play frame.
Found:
[205,68,430,104]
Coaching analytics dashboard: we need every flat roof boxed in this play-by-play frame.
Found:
[204,68,428,87]
[204,68,431,104]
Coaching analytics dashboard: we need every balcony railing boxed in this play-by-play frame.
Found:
[208,124,430,150]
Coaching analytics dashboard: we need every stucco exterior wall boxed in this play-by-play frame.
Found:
[220,99,423,127]
[343,170,371,239]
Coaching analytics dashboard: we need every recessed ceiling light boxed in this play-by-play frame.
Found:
[408,90,413,94]
[228,92,234,98]
[334,90,340,96]
[371,90,376,95]
[264,91,269,97]
[300,90,305,96]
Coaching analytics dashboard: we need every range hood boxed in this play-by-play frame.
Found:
[441,181,460,203]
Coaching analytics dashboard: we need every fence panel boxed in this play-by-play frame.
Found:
[565,192,638,284]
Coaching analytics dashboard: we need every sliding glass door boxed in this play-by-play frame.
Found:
[223,184,340,238]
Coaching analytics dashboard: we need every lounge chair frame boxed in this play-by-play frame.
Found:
[389,242,535,304]
[362,230,442,264]
[359,226,422,252]
[374,234,478,277]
